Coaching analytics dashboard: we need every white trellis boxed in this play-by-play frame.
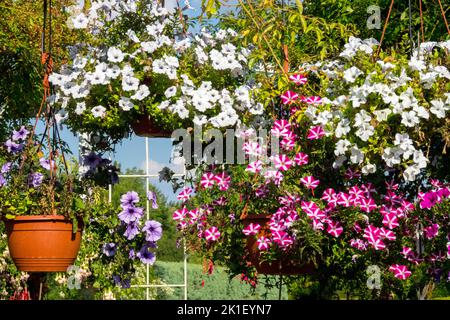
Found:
[109,137,188,300]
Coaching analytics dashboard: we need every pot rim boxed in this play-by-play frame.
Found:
[4,215,75,222]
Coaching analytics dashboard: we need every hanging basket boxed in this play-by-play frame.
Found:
[242,214,314,275]
[131,114,172,138]
[5,215,82,272]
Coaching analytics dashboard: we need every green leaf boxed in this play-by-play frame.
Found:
[295,0,304,15]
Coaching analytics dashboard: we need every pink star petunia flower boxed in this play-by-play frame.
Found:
[382,212,399,229]
[242,223,261,236]
[359,197,377,213]
[177,187,193,202]
[273,154,293,171]
[289,73,308,85]
[327,221,343,237]
[205,226,221,241]
[200,173,216,189]
[214,172,231,191]
[307,126,325,140]
[305,96,322,105]
[389,264,412,280]
[173,207,188,221]
[379,227,396,241]
[294,152,309,166]
[300,176,320,189]
[246,160,263,174]
[280,90,299,104]
[257,236,271,250]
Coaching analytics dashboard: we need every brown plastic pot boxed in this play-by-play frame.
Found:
[131,115,172,138]
[5,215,82,272]
[242,214,314,275]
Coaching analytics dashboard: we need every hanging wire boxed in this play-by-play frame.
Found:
[374,0,396,60]
[418,0,425,43]
[437,0,450,36]
[408,0,414,50]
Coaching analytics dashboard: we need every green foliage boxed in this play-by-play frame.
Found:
[153,261,287,300]
[0,0,79,136]
[304,0,450,49]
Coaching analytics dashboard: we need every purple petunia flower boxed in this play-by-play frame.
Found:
[0,175,6,187]
[124,221,140,240]
[113,275,131,289]
[1,162,11,174]
[12,126,29,141]
[118,206,144,224]
[102,243,117,257]
[39,158,56,171]
[147,191,158,209]
[142,220,163,242]
[83,152,101,168]
[120,191,140,209]
[5,139,23,153]
[137,244,156,265]
[28,172,44,188]
[129,249,136,260]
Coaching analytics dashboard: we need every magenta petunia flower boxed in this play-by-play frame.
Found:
[245,160,263,174]
[273,154,293,171]
[307,126,325,140]
[173,207,188,221]
[205,226,221,241]
[327,221,343,237]
[177,187,193,202]
[242,223,261,236]
[300,175,319,190]
[257,236,270,250]
[280,90,299,105]
[200,173,215,189]
[293,152,309,166]
[389,264,412,280]
[289,73,307,85]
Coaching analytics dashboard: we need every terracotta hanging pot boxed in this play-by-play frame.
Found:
[5,215,82,272]
[242,214,314,275]
[131,114,172,138]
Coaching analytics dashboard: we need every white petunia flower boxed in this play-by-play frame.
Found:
[72,13,89,29]
[119,97,134,111]
[122,77,139,92]
[401,110,419,127]
[430,99,446,118]
[141,41,159,53]
[75,102,86,115]
[106,65,121,79]
[403,164,420,181]
[334,139,351,156]
[343,66,363,83]
[165,86,177,99]
[126,29,140,43]
[333,155,347,169]
[373,108,392,122]
[335,119,351,138]
[248,102,264,115]
[193,115,208,126]
[361,163,376,175]
[91,105,106,118]
[350,146,364,164]
[107,47,124,63]
[131,85,150,101]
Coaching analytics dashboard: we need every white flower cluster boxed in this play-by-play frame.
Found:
[302,37,450,182]
[50,0,261,130]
